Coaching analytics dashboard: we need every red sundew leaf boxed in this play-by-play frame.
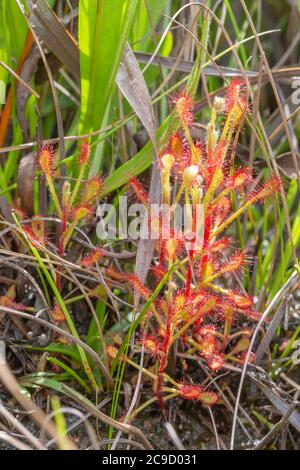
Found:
[190,290,219,312]
[79,141,90,164]
[249,176,282,203]
[160,236,185,262]
[197,325,217,336]
[72,204,93,222]
[207,353,224,372]
[217,300,263,323]
[197,256,213,280]
[178,383,219,406]
[127,177,149,204]
[0,297,26,311]
[198,390,219,406]
[194,325,218,358]
[51,302,66,323]
[211,196,232,226]
[80,247,104,267]
[168,132,183,161]
[226,167,252,190]
[151,264,167,282]
[208,237,231,253]
[167,132,191,175]
[223,78,250,130]
[230,292,254,310]
[193,140,206,166]
[81,175,104,204]
[178,383,203,401]
[220,249,247,274]
[105,268,150,299]
[199,336,217,358]
[198,295,218,316]
[106,266,129,281]
[39,144,55,176]
[173,292,187,314]
[173,90,194,127]
[157,151,173,171]
[23,226,46,250]
[142,335,161,358]
[230,335,250,355]
[217,290,253,311]
[128,275,151,300]
[240,351,255,364]
[224,77,246,113]
[211,139,227,167]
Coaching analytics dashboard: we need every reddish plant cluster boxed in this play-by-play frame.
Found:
[37,142,104,282]
[127,79,281,407]
[14,79,282,412]
[0,286,26,312]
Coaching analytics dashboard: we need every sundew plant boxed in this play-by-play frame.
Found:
[0,0,300,453]
[105,79,282,411]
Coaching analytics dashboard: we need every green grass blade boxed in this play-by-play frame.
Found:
[79,0,137,134]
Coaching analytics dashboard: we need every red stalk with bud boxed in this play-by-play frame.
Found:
[31,140,104,308]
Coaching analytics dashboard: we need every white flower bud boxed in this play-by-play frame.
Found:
[183,165,199,187]
[161,153,174,171]
[213,96,225,113]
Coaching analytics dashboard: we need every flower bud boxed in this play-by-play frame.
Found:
[161,153,174,172]
[165,238,178,258]
[39,145,54,176]
[213,96,225,113]
[62,181,71,209]
[183,165,199,188]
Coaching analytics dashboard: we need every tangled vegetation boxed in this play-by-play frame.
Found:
[0,0,300,452]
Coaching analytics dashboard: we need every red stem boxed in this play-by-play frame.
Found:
[56,207,68,289]
[185,208,198,297]
[156,310,172,409]
[198,214,211,277]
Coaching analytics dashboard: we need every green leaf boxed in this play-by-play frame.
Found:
[1,0,28,78]
[0,1,9,83]
[26,343,81,362]
[101,8,210,197]
[87,299,106,354]
[130,0,167,51]
[79,0,137,134]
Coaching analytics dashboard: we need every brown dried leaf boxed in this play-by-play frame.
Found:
[27,0,79,78]
[17,153,36,216]
[16,46,40,142]
[116,43,160,293]
[116,43,157,150]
